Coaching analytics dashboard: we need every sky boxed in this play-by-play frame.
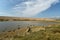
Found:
[0,0,60,18]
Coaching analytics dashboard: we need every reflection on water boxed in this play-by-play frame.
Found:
[0,21,59,32]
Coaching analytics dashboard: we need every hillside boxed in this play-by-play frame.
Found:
[0,24,60,40]
[0,16,55,21]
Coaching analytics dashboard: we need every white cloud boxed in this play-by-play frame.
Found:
[12,0,59,17]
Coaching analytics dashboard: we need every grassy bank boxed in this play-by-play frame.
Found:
[0,24,60,40]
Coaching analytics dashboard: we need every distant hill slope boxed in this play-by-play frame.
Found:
[0,16,55,21]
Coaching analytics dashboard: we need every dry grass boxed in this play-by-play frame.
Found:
[0,23,60,40]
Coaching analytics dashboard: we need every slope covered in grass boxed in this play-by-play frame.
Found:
[0,24,60,40]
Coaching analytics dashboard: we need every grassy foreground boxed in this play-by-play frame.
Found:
[0,24,60,40]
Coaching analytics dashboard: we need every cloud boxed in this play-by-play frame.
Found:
[12,0,59,17]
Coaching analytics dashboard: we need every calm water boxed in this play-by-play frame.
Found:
[0,21,59,32]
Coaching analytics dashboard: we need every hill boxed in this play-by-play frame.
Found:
[0,16,55,21]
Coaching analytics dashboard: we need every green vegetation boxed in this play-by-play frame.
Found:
[0,24,60,40]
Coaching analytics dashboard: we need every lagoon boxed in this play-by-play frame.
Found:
[0,21,59,32]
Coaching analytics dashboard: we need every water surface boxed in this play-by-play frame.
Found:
[0,21,59,32]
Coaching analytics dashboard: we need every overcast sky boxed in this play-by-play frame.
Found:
[0,0,60,18]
